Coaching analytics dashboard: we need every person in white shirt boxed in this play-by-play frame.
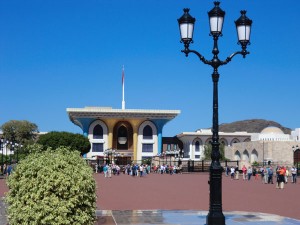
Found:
[230,166,235,180]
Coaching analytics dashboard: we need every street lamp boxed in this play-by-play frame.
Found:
[10,142,14,164]
[178,2,252,225]
[0,138,3,173]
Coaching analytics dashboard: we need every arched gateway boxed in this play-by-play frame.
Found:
[67,107,180,162]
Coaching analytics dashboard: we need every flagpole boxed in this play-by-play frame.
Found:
[122,65,125,110]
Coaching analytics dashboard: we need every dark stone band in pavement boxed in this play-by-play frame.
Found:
[94,210,300,225]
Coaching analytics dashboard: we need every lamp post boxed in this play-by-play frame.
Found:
[5,140,9,164]
[0,138,3,173]
[262,140,265,166]
[178,2,252,225]
[10,142,14,164]
[104,148,116,164]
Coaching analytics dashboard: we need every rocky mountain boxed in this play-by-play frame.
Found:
[218,119,291,134]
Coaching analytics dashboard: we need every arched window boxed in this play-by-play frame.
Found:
[220,138,228,146]
[242,150,249,162]
[251,149,258,163]
[143,125,153,140]
[93,125,103,139]
[195,141,200,152]
[117,125,128,150]
[234,151,241,160]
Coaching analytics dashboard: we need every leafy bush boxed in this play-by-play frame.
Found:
[37,131,91,155]
[6,147,96,225]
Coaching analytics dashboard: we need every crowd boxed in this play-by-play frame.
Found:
[95,162,298,187]
[94,163,183,178]
[225,164,298,189]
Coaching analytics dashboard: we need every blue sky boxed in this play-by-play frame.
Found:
[1,0,299,136]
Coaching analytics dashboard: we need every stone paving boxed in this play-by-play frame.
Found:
[94,210,300,225]
[0,198,7,225]
[1,173,299,225]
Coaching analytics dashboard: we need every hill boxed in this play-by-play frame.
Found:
[218,119,291,134]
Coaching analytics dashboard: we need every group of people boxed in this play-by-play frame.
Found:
[225,164,297,189]
[95,163,183,178]
[96,163,152,178]
[152,164,182,175]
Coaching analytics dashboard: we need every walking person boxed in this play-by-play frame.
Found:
[242,165,247,181]
[139,164,144,177]
[276,166,281,188]
[264,166,268,184]
[285,166,289,183]
[277,166,285,189]
[235,166,239,180]
[291,166,297,183]
[247,166,253,181]
[268,166,274,184]
[230,166,235,180]
[95,163,98,173]
[224,166,228,176]
[260,166,265,183]
[103,164,108,178]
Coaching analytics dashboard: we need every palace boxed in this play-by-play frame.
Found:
[67,106,180,163]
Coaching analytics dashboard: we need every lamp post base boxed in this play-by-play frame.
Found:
[207,164,225,225]
[207,211,225,225]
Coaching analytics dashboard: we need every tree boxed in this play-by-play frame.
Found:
[6,147,96,225]
[1,120,38,144]
[37,131,90,155]
[204,143,227,161]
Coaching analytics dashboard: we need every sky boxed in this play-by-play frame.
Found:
[1,0,300,137]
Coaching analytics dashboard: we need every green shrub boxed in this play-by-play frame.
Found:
[5,147,96,225]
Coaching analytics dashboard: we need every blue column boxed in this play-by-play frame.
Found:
[76,118,93,137]
[152,119,169,155]
[157,128,163,155]
[75,118,94,158]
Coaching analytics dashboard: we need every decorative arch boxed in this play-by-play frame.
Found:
[113,121,133,150]
[230,138,240,146]
[251,149,258,163]
[205,138,212,145]
[138,121,158,160]
[93,125,103,139]
[192,139,203,152]
[244,138,251,142]
[234,150,241,160]
[143,125,153,140]
[220,138,228,146]
[88,120,108,154]
[242,150,249,162]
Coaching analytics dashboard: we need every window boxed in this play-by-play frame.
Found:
[142,144,153,152]
[195,155,200,159]
[93,125,103,139]
[195,141,200,152]
[92,143,103,152]
[174,144,177,150]
[167,144,171,150]
[143,125,153,139]
[117,125,128,150]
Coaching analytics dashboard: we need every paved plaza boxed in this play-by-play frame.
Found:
[0,172,299,225]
